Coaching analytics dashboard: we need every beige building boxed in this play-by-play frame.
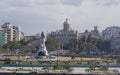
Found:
[47,19,79,49]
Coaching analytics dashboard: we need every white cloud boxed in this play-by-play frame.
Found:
[0,0,120,35]
[93,0,120,6]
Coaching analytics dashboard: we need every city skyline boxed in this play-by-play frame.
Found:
[0,0,120,35]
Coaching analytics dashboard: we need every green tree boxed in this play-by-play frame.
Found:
[3,41,19,54]
[96,39,111,54]
[66,38,78,50]
[80,35,86,43]
[19,39,28,46]
[78,35,98,55]
[46,38,59,51]
[0,47,3,53]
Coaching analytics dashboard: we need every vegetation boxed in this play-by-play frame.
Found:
[96,39,111,54]
[3,41,19,50]
[0,47,3,53]
[64,35,111,56]
[46,38,59,52]
[2,41,19,54]
[1,37,59,55]
[0,33,112,57]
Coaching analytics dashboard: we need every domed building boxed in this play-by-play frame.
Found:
[47,19,79,49]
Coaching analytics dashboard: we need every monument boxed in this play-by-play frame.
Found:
[34,32,55,59]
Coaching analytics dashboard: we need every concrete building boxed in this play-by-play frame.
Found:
[102,26,120,40]
[20,32,24,40]
[13,26,21,41]
[47,19,79,49]
[1,23,13,41]
[80,26,100,39]
[0,29,7,46]
[1,22,23,42]
[111,32,120,49]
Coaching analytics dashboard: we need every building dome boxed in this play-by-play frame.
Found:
[63,18,71,31]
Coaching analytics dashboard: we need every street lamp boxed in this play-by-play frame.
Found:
[57,45,59,69]
[57,42,59,69]
[16,49,19,72]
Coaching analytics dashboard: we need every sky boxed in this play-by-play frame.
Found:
[0,0,120,35]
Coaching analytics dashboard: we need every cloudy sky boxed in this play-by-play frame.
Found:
[0,0,120,35]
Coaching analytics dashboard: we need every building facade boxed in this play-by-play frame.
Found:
[0,29,7,46]
[47,19,79,49]
[102,26,120,40]
[13,26,21,41]
[111,32,120,49]
[1,23,13,41]
[80,26,100,39]
[1,22,23,42]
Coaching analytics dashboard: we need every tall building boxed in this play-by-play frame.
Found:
[13,26,21,41]
[1,22,23,42]
[0,29,7,46]
[80,26,100,39]
[102,26,120,40]
[47,19,79,49]
[1,23,13,41]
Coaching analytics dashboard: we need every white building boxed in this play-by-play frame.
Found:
[111,32,120,49]
[102,26,120,40]
[13,26,21,41]
[1,22,23,42]
[47,19,79,49]
[20,32,24,40]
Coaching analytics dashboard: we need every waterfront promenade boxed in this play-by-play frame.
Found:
[0,56,120,74]
[1,66,120,74]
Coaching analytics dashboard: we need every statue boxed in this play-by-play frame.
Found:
[41,32,45,39]
[40,32,46,48]
[35,32,49,58]
[33,32,56,59]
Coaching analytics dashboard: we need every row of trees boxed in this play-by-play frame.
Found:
[64,35,111,55]
[0,34,118,56]
[0,37,59,54]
